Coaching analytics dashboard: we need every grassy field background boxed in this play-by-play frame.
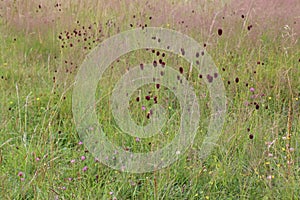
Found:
[0,0,299,199]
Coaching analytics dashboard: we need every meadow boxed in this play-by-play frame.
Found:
[0,0,299,199]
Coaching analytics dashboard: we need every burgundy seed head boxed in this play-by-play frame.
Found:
[218,28,223,36]
[207,74,213,83]
[179,67,183,74]
[255,104,260,110]
[235,77,239,83]
[180,48,185,55]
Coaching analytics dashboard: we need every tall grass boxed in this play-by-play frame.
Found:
[0,0,299,199]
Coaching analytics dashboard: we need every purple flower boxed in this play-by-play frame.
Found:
[81,156,86,161]
[135,137,140,142]
[18,171,24,177]
[78,141,83,145]
[82,166,88,172]
[141,106,146,111]
[250,87,255,92]
[70,159,76,163]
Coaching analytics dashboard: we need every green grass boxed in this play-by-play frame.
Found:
[0,1,299,199]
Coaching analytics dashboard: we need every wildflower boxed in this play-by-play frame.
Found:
[82,166,88,172]
[153,60,157,67]
[268,153,273,157]
[180,48,185,55]
[141,106,146,111]
[70,159,76,163]
[207,74,213,83]
[218,28,223,36]
[81,156,86,161]
[18,172,24,177]
[289,147,295,152]
[78,141,83,145]
[179,67,183,74]
[135,137,140,142]
[266,175,272,180]
[250,87,255,92]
